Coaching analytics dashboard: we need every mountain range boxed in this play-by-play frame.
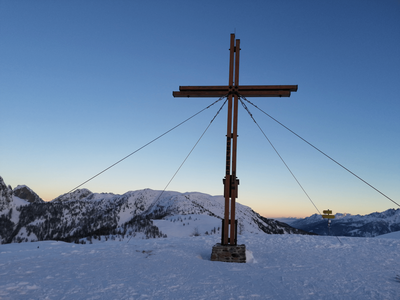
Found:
[0,176,309,244]
[289,209,400,237]
[3,175,399,244]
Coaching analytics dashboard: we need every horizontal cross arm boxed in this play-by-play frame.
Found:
[173,86,228,97]
[173,85,298,98]
[239,85,298,92]
[172,90,229,98]
[178,86,229,91]
[239,90,292,97]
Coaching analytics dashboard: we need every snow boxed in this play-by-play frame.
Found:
[1,234,399,299]
[153,214,222,237]
[4,196,30,224]
[377,230,400,240]
[11,196,29,208]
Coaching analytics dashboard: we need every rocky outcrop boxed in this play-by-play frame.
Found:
[13,185,44,203]
[0,176,13,211]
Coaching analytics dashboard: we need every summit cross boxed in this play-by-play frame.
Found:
[173,34,297,246]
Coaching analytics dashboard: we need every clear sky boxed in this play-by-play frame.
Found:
[1,0,399,218]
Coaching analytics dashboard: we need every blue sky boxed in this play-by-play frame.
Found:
[1,0,399,218]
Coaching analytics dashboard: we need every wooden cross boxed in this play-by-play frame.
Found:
[173,34,297,245]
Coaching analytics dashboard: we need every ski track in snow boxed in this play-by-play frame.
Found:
[1,234,399,300]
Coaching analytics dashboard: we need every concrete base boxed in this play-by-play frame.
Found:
[211,243,246,263]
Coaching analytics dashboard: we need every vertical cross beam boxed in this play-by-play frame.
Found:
[223,34,240,245]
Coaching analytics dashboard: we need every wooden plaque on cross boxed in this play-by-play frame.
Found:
[173,34,297,245]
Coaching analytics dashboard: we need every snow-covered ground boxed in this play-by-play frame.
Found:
[153,215,222,238]
[378,230,400,240]
[1,233,399,300]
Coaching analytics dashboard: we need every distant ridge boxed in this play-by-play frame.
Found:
[290,209,400,237]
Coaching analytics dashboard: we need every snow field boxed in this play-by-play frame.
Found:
[1,234,399,299]
[378,230,400,240]
[153,214,222,238]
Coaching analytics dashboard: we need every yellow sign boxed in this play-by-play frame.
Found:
[322,215,335,219]
[323,210,332,215]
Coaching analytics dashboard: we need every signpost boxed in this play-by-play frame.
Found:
[322,209,335,235]
[322,210,335,219]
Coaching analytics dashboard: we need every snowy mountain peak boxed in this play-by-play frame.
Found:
[52,188,93,202]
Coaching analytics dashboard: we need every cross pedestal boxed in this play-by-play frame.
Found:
[173,34,297,262]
